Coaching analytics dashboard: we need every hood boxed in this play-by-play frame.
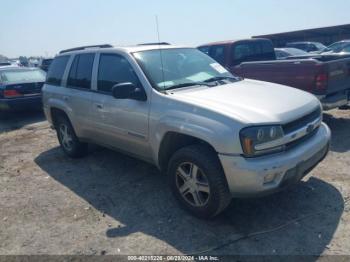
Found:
[169,79,320,124]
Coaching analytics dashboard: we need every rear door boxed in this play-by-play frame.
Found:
[90,53,151,159]
[62,53,95,138]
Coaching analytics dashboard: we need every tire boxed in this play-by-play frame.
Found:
[55,115,88,158]
[167,144,232,219]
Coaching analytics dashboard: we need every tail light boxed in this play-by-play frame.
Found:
[4,89,22,98]
[315,72,328,91]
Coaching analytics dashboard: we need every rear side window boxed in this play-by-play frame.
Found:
[46,56,69,85]
[97,54,140,93]
[67,53,95,89]
[208,45,225,65]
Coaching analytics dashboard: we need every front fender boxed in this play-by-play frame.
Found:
[150,111,242,163]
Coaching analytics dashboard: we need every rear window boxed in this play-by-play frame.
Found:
[198,46,209,55]
[0,69,46,84]
[208,45,225,65]
[231,41,275,65]
[46,56,70,86]
[67,53,95,89]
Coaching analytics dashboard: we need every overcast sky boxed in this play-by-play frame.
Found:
[1,0,350,57]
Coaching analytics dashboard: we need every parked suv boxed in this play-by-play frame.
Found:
[43,44,331,218]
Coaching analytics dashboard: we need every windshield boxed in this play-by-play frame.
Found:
[314,43,326,50]
[0,69,46,83]
[284,48,308,56]
[324,42,350,53]
[133,48,238,90]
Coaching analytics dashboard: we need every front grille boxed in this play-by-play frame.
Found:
[282,107,322,150]
[282,107,321,134]
[285,126,319,150]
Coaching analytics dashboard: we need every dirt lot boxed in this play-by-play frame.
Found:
[0,109,349,257]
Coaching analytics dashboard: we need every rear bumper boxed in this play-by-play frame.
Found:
[317,89,350,110]
[0,95,42,111]
[218,122,331,197]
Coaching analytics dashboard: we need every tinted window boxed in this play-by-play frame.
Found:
[198,46,209,55]
[209,45,225,65]
[46,56,69,85]
[67,54,94,89]
[97,54,140,93]
[231,41,275,65]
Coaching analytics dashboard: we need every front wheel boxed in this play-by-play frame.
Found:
[167,145,232,219]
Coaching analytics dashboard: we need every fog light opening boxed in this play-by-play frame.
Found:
[263,172,280,184]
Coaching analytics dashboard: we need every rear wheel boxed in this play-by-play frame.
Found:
[168,145,231,218]
[55,115,88,158]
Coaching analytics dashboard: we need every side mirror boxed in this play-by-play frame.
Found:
[111,82,147,101]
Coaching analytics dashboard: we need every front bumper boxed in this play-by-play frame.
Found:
[0,95,42,111]
[219,122,331,197]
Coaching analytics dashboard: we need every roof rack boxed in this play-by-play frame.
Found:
[138,42,170,46]
[59,44,113,54]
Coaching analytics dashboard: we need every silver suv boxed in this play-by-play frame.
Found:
[43,44,331,218]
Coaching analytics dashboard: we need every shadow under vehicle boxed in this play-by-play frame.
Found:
[35,146,344,256]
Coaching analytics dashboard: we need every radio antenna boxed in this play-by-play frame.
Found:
[155,15,166,90]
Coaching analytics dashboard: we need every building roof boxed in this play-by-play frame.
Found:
[253,24,350,41]
[198,38,271,47]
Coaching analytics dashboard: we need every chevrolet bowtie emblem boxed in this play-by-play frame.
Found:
[306,124,314,133]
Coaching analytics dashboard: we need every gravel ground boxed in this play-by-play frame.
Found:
[0,109,349,257]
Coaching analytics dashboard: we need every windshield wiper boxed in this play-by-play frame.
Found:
[164,81,216,90]
[204,76,240,83]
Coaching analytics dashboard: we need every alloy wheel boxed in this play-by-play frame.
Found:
[175,162,210,207]
[59,124,74,151]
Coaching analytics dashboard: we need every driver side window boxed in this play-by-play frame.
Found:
[97,54,140,93]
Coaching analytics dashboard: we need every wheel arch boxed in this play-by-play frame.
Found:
[158,131,217,173]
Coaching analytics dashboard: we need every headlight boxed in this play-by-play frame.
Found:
[240,125,284,157]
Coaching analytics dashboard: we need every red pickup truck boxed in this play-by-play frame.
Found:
[198,38,350,110]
